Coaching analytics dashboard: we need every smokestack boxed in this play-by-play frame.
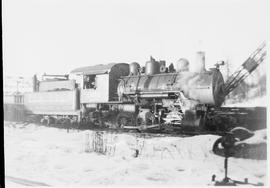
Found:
[192,51,206,73]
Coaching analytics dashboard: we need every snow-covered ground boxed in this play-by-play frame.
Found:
[224,96,267,107]
[4,121,267,187]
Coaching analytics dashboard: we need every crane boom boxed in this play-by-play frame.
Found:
[224,42,266,96]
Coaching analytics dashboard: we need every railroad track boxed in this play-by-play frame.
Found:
[9,120,224,138]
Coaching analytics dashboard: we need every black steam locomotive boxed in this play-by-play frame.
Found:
[4,44,266,133]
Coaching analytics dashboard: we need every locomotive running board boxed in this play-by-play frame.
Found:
[123,124,160,130]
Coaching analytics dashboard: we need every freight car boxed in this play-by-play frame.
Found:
[5,43,266,133]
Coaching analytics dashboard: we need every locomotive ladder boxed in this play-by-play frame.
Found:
[224,42,266,96]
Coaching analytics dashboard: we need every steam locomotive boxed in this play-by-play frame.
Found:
[4,45,267,133]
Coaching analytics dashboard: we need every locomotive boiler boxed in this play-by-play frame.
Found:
[118,55,225,106]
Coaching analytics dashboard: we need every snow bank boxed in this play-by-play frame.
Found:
[4,122,267,186]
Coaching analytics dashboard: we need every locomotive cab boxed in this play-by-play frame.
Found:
[70,63,129,104]
[70,63,130,125]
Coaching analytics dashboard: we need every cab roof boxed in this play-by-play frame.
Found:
[70,63,119,75]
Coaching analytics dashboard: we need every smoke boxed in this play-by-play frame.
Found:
[173,72,203,110]
[175,72,204,100]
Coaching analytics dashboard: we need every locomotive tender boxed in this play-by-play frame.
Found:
[6,43,266,132]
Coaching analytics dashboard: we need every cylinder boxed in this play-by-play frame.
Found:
[129,62,141,76]
[175,58,189,72]
[191,51,206,73]
[145,57,160,75]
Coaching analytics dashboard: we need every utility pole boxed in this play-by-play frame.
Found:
[16,77,23,94]
[16,80,19,94]
[225,58,230,99]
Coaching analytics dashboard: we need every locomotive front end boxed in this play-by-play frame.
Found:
[117,53,226,129]
[174,68,225,107]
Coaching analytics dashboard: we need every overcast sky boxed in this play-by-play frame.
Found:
[3,0,269,77]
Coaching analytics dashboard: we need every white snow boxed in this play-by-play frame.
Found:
[4,121,267,187]
[224,95,267,107]
[237,129,267,145]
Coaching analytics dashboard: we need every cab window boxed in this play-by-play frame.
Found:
[83,75,96,89]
